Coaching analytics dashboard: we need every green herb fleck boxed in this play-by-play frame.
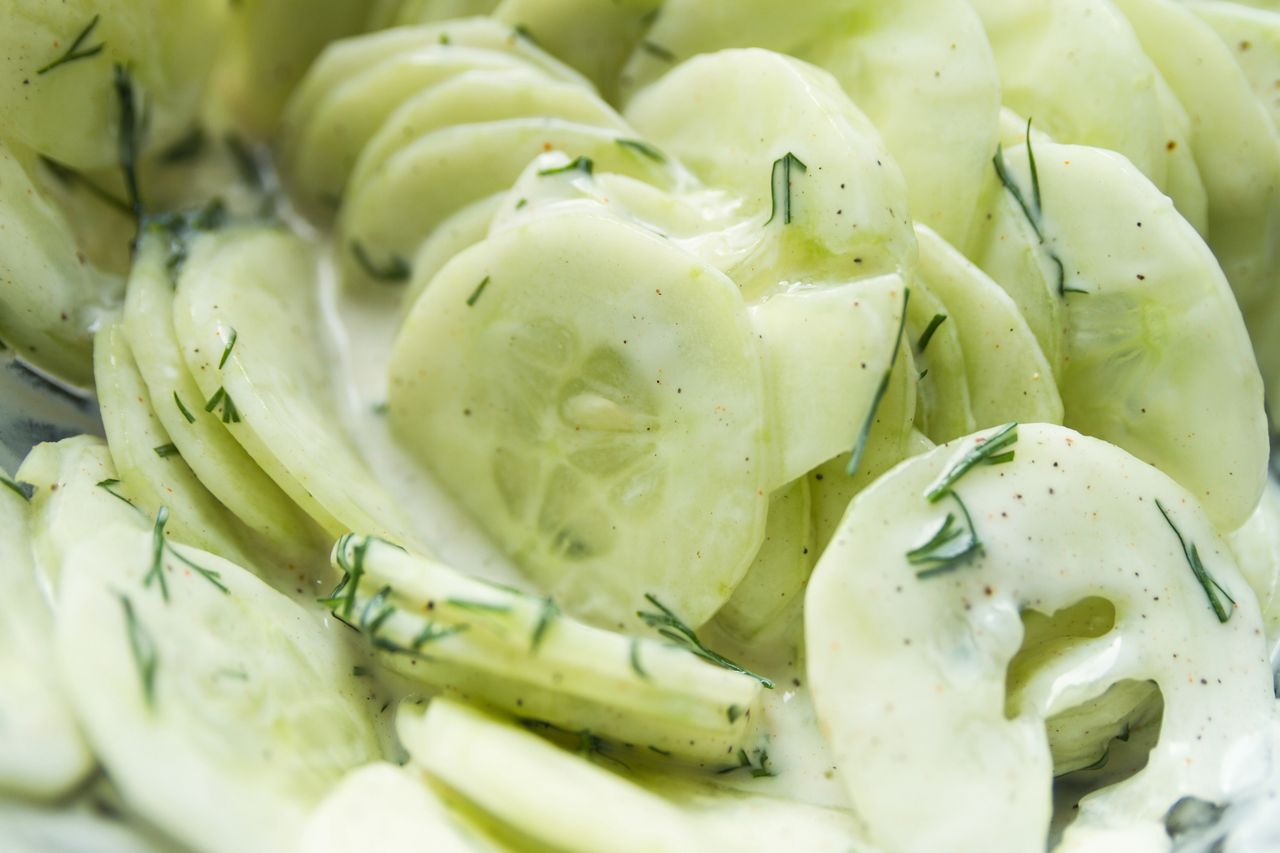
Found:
[159,127,207,163]
[173,392,196,424]
[146,506,229,599]
[766,152,807,226]
[412,621,468,650]
[537,156,594,177]
[36,15,105,75]
[648,745,672,756]
[916,313,947,354]
[203,387,241,424]
[38,156,132,216]
[152,443,179,459]
[119,594,158,707]
[638,594,773,688]
[218,327,237,369]
[223,134,262,189]
[530,596,559,652]
[640,41,676,62]
[846,288,910,477]
[907,491,983,579]
[465,275,491,307]
[718,748,774,778]
[629,638,649,680]
[515,198,528,209]
[1155,499,1235,623]
[445,598,512,614]
[1,476,29,501]
[323,533,371,619]
[616,138,666,163]
[925,423,1017,502]
[727,704,744,723]
[111,63,144,222]
[350,240,410,283]
[96,478,134,507]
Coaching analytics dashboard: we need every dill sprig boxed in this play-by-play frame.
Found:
[615,138,666,163]
[466,276,491,307]
[538,156,594,177]
[96,478,135,507]
[350,240,410,283]
[145,506,229,599]
[1,475,29,501]
[36,15,105,75]
[847,288,910,477]
[629,637,648,680]
[173,392,196,424]
[530,596,559,652]
[218,328,238,369]
[925,423,1018,502]
[119,594,158,707]
[717,748,775,778]
[1155,499,1235,623]
[203,387,241,424]
[322,533,370,618]
[152,443,179,458]
[916,313,947,354]
[445,598,512,613]
[38,156,132,216]
[637,594,773,688]
[907,491,983,579]
[640,41,676,63]
[111,63,144,222]
[766,152,807,225]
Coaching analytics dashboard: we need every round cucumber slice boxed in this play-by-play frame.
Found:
[913,222,1063,429]
[55,522,380,852]
[340,118,679,291]
[0,463,93,800]
[173,225,424,549]
[389,212,768,628]
[1000,141,1267,531]
[806,423,1274,851]
[624,49,913,288]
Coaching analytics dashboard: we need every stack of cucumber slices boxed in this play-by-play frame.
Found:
[1,1,1279,851]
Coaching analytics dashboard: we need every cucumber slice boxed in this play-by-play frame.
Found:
[492,0,661,100]
[340,118,678,291]
[283,47,537,212]
[805,423,1274,850]
[401,192,503,317]
[0,141,121,388]
[301,762,506,853]
[173,225,423,549]
[620,0,1001,251]
[913,223,1063,429]
[624,49,913,288]
[714,478,814,642]
[94,318,263,573]
[389,213,768,627]
[1228,479,1280,646]
[17,437,141,598]
[401,698,701,853]
[998,141,1267,531]
[906,279,976,444]
[123,229,326,568]
[351,68,627,209]
[55,521,380,852]
[401,697,871,852]
[1113,0,1280,318]
[0,1,227,170]
[1189,0,1280,127]
[0,463,93,800]
[326,534,767,765]
[749,273,911,488]
[969,0,1208,227]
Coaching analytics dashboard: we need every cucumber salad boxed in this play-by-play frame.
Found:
[2,1,1280,851]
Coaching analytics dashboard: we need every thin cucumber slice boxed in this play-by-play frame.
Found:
[389,213,768,627]
[349,67,627,202]
[401,697,871,852]
[749,273,911,488]
[1189,0,1280,127]
[123,230,326,568]
[714,478,815,642]
[0,1,227,170]
[301,762,507,853]
[173,225,422,549]
[805,423,1274,851]
[913,223,1063,429]
[1113,0,1280,317]
[969,0,1208,227]
[17,437,141,598]
[0,463,94,800]
[326,534,767,765]
[1000,141,1267,531]
[94,318,263,573]
[621,0,1002,252]
[492,0,662,100]
[55,521,380,853]
[906,279,976,444]
[624,49,913,288]
[0,141,121,388]
[340,118,678,291]
[401,699,701,853]
[283,47,537,213]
